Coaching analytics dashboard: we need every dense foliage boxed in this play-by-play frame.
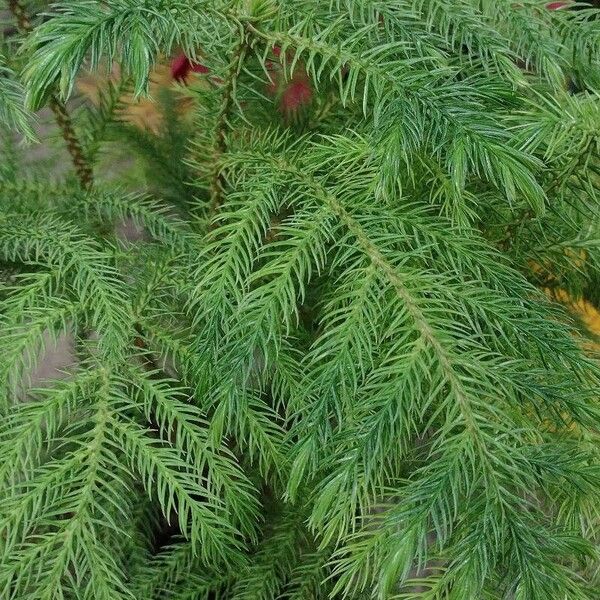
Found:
[1,1,600,598]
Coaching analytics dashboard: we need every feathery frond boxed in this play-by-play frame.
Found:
[2,0,600,598]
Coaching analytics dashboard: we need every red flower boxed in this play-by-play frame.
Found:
[281,75,312,113]
[170,53,209,83]
[264,46,313,115]
[546,1,569,9]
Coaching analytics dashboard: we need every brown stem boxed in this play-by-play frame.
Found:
[209,36,249,218]
[7,0,31,32]
[8,0,94,190]
[48,98,94,189]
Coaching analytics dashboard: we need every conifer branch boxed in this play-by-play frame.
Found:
[48,98,95,189]
[7,0,94,189]
[209,34,250,217]
[2,1,600,597]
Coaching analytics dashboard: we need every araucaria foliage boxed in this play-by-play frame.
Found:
[1,0,600,598]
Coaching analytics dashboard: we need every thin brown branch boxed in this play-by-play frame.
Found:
[209,36,249,218]
[8,0,94,190]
